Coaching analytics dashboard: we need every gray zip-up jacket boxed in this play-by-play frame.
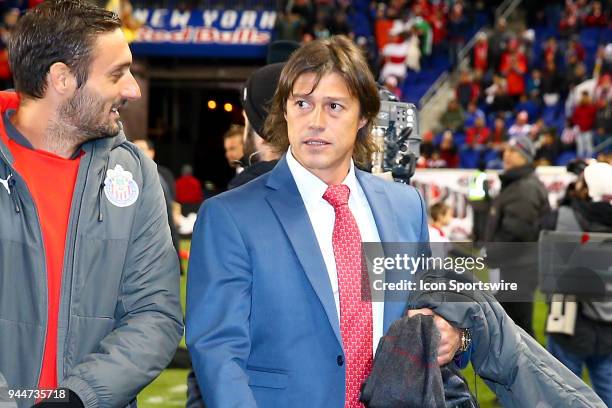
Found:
[0,106,183,408]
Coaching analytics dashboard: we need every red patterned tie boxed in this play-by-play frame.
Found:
[323,184,373,408]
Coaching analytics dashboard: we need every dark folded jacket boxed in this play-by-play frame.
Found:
[360,314,477,408]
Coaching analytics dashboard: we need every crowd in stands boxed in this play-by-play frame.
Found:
[374,1,486,85]
[419,0,611,169]
[274,0,354,44]
[275,1,497,101]
[2,0,609,173]
[369,0,495,101]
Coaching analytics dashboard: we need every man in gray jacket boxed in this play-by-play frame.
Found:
[0,1,183,407]
[484,135,550,336]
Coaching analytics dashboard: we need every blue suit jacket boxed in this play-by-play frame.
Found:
[186,157,429,408]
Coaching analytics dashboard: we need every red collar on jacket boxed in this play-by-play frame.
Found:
[0,91,19,147]
[0,91,20,112]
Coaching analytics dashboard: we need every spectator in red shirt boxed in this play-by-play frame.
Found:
[542,37,562,68]
[566,36,586,63]
[374,4,393,50]
[427,7,447,48]
[572,91,598,132]
[490,116,508,149]
[417,130,435,168]
[176,164,204,205]
[472,31,488,72]
[466,116,491,146]
[584,1,607,27]
[412,0,433,19]
[439,130,459,168]
[571,91,598,158]
[500,41,527,100]
[559,6,579,40]
[456,70,479,109]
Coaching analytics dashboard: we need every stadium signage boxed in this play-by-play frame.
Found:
[130,9,277,57]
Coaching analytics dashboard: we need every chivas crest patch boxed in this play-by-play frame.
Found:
[104,164,139,207]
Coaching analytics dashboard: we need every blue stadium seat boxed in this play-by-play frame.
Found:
[454,132,466,148]
[555,151,577,166]
[555,116,566,134]
[459,148,479,168]
[542,105,558,126]
[433,132,444,147]
[483,149,500,166]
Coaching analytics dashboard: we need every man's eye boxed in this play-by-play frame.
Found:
[330,103,343,111]
[296,100,309,108]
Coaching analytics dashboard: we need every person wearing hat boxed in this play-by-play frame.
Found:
[484,135,550,337]
[227,63,285,190]
[545,161,612,406]
[225,41,300,190]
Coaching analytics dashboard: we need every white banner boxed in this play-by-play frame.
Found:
[410,167,575,240]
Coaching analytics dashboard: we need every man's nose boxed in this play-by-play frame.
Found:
[309,105,326,129]
[122,71,141,101]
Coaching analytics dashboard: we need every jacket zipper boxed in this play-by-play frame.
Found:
[0,150,49,389]
[8,176,20,213]
[59,145,95,378]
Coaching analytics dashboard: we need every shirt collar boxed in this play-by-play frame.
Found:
[4,110,34,149]
[286,147,359,205]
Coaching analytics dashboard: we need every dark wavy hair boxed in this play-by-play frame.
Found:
[263,35,380,168]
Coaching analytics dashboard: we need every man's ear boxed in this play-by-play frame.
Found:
[358,117,368,130]
[47,62,77,95]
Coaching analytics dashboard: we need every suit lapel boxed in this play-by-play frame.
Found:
[356,171,399,247]
[265,157,342,346]
[356,171,406,332]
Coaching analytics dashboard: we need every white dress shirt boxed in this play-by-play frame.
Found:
[286,149,384,356]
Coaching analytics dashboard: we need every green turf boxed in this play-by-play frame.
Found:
[138,369,189,407]
[138,240,552,408]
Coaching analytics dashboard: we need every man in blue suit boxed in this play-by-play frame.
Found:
[186,36,462,407]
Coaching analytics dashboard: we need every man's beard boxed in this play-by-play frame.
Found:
[57,86,122,144]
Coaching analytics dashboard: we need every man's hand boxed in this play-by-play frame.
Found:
[407,308,461,365]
